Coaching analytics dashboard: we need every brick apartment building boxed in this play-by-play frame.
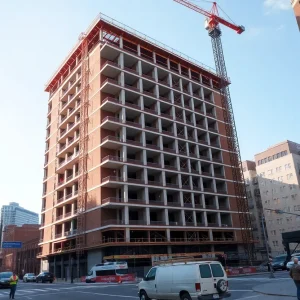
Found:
[39,14,252,278]
[0,224,39,272]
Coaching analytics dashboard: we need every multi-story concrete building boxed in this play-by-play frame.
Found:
[255,140,300,256]
[242,160,266,259]
[39,14,251,277]
[292,0,300,31]
[0,202,39,246]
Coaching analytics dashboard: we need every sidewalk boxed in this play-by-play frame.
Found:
[253,278,297,297]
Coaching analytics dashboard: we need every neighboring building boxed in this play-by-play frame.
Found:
[40,14,252,278]
[242,160,266,260]
[0,202,39,246]
[0,224,40,272]
[16,237,40,276]
[292,0,300,31]
[255,140,300,256]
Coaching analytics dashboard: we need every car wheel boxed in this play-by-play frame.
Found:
[139,290,150,300]
[216,279,228,293]
[180,292,192,300]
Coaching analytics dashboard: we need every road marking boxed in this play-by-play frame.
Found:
[76,291,138,298]
[31,288,49,291]
[236,296,259,300]
[230,290,253,292]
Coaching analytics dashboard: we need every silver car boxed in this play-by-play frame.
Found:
[23,273,36,282]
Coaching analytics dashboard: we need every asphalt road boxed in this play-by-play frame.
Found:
[0,271,291,300]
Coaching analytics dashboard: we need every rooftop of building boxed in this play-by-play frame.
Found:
[255,140,300,156]
[242,160,256,171]
[45,13,223,93]
[1,202,39,216]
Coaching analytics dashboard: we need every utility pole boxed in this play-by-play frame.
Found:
[261,215,275,278]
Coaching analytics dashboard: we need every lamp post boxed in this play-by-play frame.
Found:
[261,215,275,278]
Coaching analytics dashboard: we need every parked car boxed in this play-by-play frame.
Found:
[0,272,13,288]
[23,273,36,282]
[286,256,300,270]
[36,272,54,283]
[271,254,287,271]
[138,261,230,300]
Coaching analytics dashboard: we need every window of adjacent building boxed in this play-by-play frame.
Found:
[276,166,282,172]
[294,205,300,211]
[272,241,279,246]
[260,172,265,177]
[268,169,273,175]
[287,173,293,180]
[277,218,283,225]
[285,163,291,170]
[271,230,276,236]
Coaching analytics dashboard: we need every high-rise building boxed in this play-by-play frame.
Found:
[292,0,300,31]
[0,202,39,246]
[40,14,251,277]
[242,160,267,259]
[255,140,300,256]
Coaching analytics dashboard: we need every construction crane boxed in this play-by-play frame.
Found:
[174,0,254,263]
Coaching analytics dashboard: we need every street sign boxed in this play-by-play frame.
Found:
[2,241,22,249]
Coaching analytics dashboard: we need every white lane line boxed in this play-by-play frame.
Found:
[230,290,253,292]
[19,290,34,293]
[30,288,49,292]
[76,291,138,298]
[236,296,260,300]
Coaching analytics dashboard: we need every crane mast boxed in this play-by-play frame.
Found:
[174,0,254,263]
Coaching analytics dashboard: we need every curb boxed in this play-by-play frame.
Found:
[252,288,296,298]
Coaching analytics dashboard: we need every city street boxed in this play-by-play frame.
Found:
[0,271,292,300]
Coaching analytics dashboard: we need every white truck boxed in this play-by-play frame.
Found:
[138,260,230,300]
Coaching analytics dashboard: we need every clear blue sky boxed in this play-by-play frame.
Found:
[0,0,298,214]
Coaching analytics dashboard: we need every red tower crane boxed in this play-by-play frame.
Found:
[174,0,254,263]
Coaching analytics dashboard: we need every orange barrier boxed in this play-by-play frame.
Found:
[81,273,136,283]
[226,267,257,276]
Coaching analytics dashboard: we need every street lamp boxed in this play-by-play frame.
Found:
[261,215,275,278]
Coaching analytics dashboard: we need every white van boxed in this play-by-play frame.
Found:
[138,261,230,300]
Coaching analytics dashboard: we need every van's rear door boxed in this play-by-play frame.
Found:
[210,262,227,295]
[199,264,215,295]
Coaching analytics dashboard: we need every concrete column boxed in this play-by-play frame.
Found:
[166,229,171,242]
[143,167,148,184]
[188,68,192,79]
[62,223,65,235]
[146,208,150,225]
[122,165,128,181]
[193,211,197,226]
[164,209,169,225]
[124,206,129,224]
[209,229,213,241]
[162,171,166,187]
[120,89,125,105]
[62,206,66,217]
[143,149,147,165]
[217,213,221,227]
[144,187,149,204]
[119,36,123,48]
[137,44,141,56]
[123,185,128,202]
[163,189,167,206]
[137,60,142,76]
[141,113,145,129]
[181,210,186,226]
[125,228,130,242]
[122,145,127,162]
[179,191,184,206]
[203,211,208,226]
[121,107,126,123]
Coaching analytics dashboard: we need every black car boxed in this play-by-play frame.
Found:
[0,272,13,288]
[36,272,54,283]
[271,254,287,271]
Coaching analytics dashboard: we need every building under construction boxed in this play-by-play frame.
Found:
[39,13,253,278]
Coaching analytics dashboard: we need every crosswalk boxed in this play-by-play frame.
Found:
[0,284,117,297]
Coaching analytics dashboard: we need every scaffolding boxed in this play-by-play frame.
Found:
[75,33,89,271]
